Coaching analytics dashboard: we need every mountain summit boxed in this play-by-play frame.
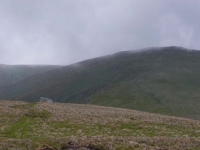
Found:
[1,46,200,119]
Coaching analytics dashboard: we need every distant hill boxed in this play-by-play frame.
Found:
[0,65,61,91]
[1,46,200,119]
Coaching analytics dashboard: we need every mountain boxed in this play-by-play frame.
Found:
[0,100,199,150]
[0,65,61,91]
[0,46,200,119]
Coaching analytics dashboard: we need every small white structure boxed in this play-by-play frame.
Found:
[39,97,53,103]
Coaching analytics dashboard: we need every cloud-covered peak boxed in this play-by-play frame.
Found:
[0,0,200,65]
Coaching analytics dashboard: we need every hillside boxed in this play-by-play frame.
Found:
[1,46,200,119]
[0,100,199,150]
[0,65,61,91]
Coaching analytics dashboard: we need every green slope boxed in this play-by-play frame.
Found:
[0,46,200,119]
[90,48,200,119]
[0,65,61,91]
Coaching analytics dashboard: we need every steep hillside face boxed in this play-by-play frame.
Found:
[90,47,200,119]
[0,46,200,119]
[0,65,61,91]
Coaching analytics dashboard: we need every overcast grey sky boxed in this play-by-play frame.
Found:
[0,0,200,65]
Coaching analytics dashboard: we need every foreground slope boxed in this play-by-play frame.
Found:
[0,65,61,91]
[1,46,200,119]
[0,100,199,150]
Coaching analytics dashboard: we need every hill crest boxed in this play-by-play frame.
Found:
[1,46,200,120]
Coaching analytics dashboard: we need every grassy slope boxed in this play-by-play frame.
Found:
[1,46,200,119]
[0,100,199,150]
[90,48,200,119]
[0,65,61,91]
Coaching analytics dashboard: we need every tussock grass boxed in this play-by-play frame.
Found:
[0,100,199,149]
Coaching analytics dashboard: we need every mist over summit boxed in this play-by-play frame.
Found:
[0,46,200,120]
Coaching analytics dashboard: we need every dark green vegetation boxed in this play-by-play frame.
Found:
[0,101,199,150]
[0,64,60,91]
[1,46,200,119]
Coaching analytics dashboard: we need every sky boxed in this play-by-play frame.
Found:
[0,0,200,65]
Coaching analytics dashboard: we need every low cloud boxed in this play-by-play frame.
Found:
[0,0,200,65]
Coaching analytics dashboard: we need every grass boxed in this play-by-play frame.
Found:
[0,100,199,149]
[1,47,200,120]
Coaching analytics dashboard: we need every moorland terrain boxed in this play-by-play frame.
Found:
[1,46,200,119]
[0,100,199,150]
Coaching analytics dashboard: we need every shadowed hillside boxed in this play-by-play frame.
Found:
[1,46,200,119]
[0,65,61,91]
